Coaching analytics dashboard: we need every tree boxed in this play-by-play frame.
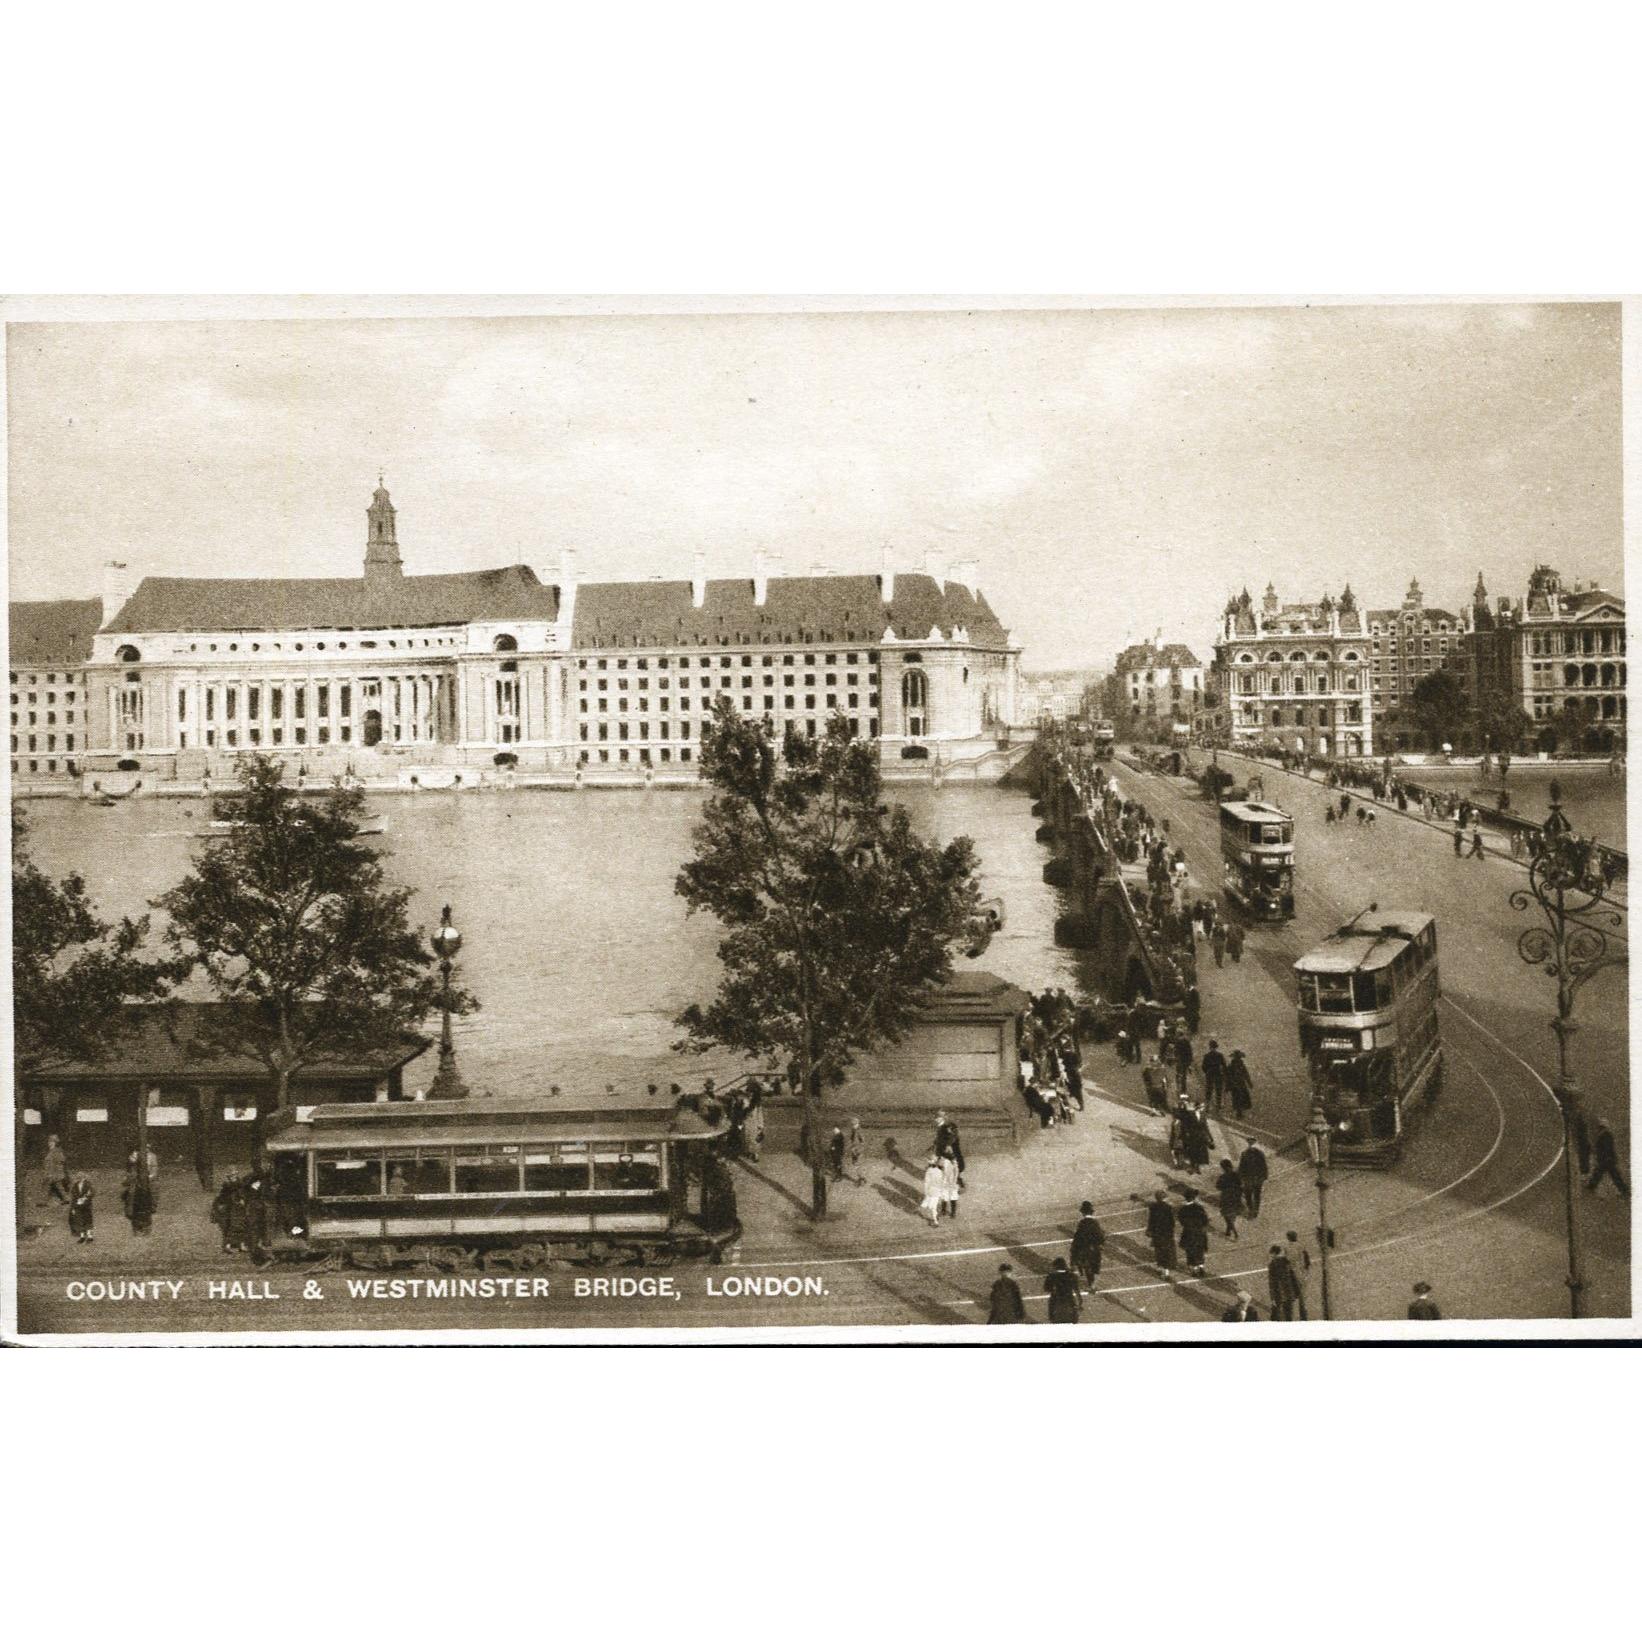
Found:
[12,808,174,1121]
[1410,670,1467,749]
[1475,687,1531,761]
[675,706,983,1217]
[156,755,474,1127]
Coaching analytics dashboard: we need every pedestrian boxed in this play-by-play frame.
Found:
[1044,1257,1083,1323]
[1226,1049,1254,1119]
[1062,1041,1084,1111]
[939,1147,962,1219]
[1211,924,1227,968]
[919,1156,944,1226]
[1238,1138,1268,1217]
[1469,828,1485,859]
[743,1092,765,1162]
[41,1133,70,1203]
[1178,1188,1211,1277]
[1216,1158,1242,1239]
[1586,1118,1629,1197]
[1267,1243,1303,1321]
[1172,1031,1194,1095]
[1143,1053,1171,1115]
[212,1172,249,1254]
[1182,1106,1212,1173]
[1221,1290,1260,1322]
[934,1109,966,1186]
[1201,1039,1227,1112]
[1070,1200,1105,1285]
[828,1126,847,1182]
[1145,1189,1177,1275]
[988,1262,1027,1323]
[1167,1105,1189,1169]
[1407,1280,1441,1320]
[1453,821,1465,857]
[847,1117,866,1186]
[1226,924,1244,964]
[123,1163,155,1235]
[67,1172,95,1243]
[1184,984,1201,1036]
[1284,1230,1312,1319]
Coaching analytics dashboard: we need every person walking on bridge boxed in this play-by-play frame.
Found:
[1237,1138,1269,1217]
[1202,1040,1228,1112]
[1044,1257,1083,1323]
[1178,1188,1211,1277]
[1070,1200,1106,1286]
[1226,923,1245,964]
[1173,1030,1195,1095]
[987,1263,1026,1324]
[1267,1244,1304,1321]
[1145,1189,1177,1275]
[1226,1050,1254,1120]
[1469,827,1486,859]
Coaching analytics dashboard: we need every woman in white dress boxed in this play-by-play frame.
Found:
[939,1148,962,1219]
[920,1156,945,1226]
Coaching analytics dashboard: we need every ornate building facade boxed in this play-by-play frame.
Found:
[53,484,1020,784]
[1213,582,1374,758]
[1365,577,1462,728]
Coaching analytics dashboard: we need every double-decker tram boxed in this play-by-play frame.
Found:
[1219,800,1295,921]
[259,1098,741,1269]
[1092,720,1116,760]
[1293,910,1443,1164]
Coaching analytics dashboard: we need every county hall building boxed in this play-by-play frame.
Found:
[12,483,1022,788]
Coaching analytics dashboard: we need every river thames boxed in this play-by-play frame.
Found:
[21,782,1089,1096]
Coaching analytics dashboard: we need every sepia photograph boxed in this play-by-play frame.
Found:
[2,296,1632,1341]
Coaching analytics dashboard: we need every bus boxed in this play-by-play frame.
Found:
[1293,910,1442,1164]
[1092,720,1116,760]
[1219,800,1295,921]
[259,1097,741,1268]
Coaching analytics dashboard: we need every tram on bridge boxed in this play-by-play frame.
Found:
[1293,909,1443,1164]
[1092,720,1116,760]
[1219,799,1295,921]
[258,1098,741,1268]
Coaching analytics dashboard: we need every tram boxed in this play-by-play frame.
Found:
[1092,720,1116,760]
[1293,910,1443,1164]
[1219,799,1295,921]
[258,1098,740,1268]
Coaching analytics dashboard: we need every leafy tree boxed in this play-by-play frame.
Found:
[12,809,174,1082]
[156,755,474,1124]
[675,706,983,1217]
[1475,687,1531,760]
[1410,670,1468,749]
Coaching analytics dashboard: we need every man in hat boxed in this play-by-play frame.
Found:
[933,1109,966,1186]
[1201,1039,1228,1113]
[1043,1257,1083,1323]
[1211,921,1228,969]
[1238,1138,1269,1217]
[1226,923,1244,964]
[987,1262,1026,1323]
[1221,1290,1259,1322]
[1267,1243,1303,1321]
[1407,1281,1441,1320]
[1284,1229,1313,1320]
[1070,1200,1105,1286]
[1177,1188,1211,1277]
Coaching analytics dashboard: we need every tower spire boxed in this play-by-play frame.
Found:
[365,478,402,582]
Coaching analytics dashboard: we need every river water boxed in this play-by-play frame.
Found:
[20,783,1087,1096]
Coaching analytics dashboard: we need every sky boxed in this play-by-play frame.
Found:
[4,301,1623,671]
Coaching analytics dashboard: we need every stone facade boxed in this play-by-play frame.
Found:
[46,485,1021,784]
[1365,578,1461,728]
[8,597,101,786]
[1213,582,1374,758]
[1113,641,1204,734]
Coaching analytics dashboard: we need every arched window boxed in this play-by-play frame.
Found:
[1313,651,1329,663]
[902,668,929,738]
[115,644,141,664]
[1236,652,1255,666]
[494,634,518,652]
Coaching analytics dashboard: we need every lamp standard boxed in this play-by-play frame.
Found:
[1509,783,1627,1319]
[1305,1106,1334,1321]
[427,903,469,1101]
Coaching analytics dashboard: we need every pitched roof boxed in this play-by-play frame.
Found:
[104,567,560,634]
[27,1003,429,1083]
[1114,641,1201,673]
[568,573,1009,650]
[9,598,103,666]
[1560,586,1625,618]
[1366,605,1458,626]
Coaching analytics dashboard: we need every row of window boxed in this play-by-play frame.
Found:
[11,733,75,754]
[9,672,79,686]
[1526,630,1625,656]
[578,651,877,671]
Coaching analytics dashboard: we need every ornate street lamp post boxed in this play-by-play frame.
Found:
[427,903,469,1101]
[1509,784,1627,1319]
[1305,1106,1334,1321]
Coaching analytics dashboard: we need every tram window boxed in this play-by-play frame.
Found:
[1296,974,1319,1011]
[1353,971,1393,1011]
[454,1148,522,1194]
[1314,975,1355,1013]
[593,1145,663,1191]
[315,1154,384,1197]
[523,1144,591,1192]
[384,1152,450,1195]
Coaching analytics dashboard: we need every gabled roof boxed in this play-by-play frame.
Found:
[9,598,103,666]
[104,567,560,634]
[568,572,1009,650]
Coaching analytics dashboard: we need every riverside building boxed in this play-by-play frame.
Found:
[40,484,1022,787]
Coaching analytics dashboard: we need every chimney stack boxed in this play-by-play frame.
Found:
[556,548,579,627]
[692,550,707,609]
[102,560,136,625]
[753,547,769,607]
[881,545,895,604]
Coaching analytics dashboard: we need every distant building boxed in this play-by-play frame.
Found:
[1214,583,1374,758]
[38,484,1022,783]
[1112,641,1204,734]
[1366,578,1461,728]
[8,597,101,785]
